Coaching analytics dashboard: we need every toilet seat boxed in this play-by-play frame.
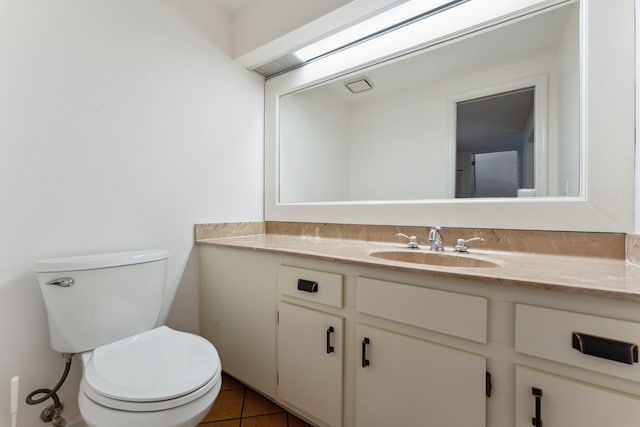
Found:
[82,326,221,412]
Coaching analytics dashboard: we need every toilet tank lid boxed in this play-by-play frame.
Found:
[34,249,168,272]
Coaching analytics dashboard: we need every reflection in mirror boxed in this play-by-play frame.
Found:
[455,87,536,198]
[279,2,579,204]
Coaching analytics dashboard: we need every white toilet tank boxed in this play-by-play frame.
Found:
[35,249,169,353]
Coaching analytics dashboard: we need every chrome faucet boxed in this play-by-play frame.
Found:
[396,233,420,249]
[453,237,485,253]
[428,226,444,252]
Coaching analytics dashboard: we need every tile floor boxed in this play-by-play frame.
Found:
[198,373,314,427]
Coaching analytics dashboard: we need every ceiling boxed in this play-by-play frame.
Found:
[214,0,259,13]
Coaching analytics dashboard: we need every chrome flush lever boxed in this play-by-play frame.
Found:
[46,278,74,287]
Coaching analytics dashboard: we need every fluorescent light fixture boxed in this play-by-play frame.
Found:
[293,0,456,62]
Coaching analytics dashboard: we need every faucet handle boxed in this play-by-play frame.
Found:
[453,237,485,253]
[396,233,420,249]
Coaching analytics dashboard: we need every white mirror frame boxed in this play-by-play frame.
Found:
[265,0,635,232]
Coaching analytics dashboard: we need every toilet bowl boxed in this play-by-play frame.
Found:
[78,326,221,427]
[34,249,221,427]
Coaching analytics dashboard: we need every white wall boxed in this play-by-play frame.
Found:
[280,90,350,202]
[0,1,264,425]
[348,86,451,200]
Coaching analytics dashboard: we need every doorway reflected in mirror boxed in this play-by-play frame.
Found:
[455,87,534,198]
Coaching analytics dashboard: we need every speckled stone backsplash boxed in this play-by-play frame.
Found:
[626,234,640,265]
[265,222,625,259]
[195,221,265,240]
[195,221,626,260]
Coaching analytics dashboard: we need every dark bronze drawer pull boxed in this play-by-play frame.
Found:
[297,279,318,293]
[572,331,638,364]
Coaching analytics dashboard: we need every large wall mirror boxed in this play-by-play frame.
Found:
[265,0,634,232]
[280,3,577,202]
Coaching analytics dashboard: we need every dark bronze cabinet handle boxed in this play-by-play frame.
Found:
[572,331,638,364]
[531,387,542,427]
[326,327,335,354]
[297,279,318,293]
[361,337,370,367]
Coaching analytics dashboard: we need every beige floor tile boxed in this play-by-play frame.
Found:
[201,389,244,422]
[287,414,314,427]
[240,413,288,427]
[242,389,284,417]
[199,420,241,427]
[221,373,244,391]
[198,374,310,427]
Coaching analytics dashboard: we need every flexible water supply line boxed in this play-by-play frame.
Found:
[25,354,74,426]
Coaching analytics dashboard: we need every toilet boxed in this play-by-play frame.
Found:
[35,249,221,427]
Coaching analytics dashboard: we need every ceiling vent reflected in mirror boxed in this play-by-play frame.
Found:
[345,78,374,94]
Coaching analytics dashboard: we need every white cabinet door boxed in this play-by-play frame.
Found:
[199,246,279,396]
[278,302,344,426]
[516,366,640,427]
[356,324,486,427]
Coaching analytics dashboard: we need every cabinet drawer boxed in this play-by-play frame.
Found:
[515,365,640,427]
[356,277,487,343]
[278,265,343,308]
[515,304,640,381]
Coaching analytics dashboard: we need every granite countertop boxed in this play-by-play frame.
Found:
[197,234,640,302]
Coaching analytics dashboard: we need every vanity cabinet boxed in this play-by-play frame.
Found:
[275,266,489,426]
[355,323,486,427]
[199,246,640,427]
[278,302,344,427]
